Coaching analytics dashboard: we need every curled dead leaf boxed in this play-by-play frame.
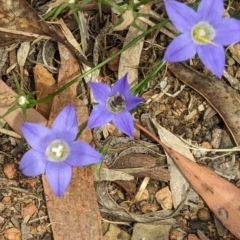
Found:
[113,10,134,31]
[0,92,17,107]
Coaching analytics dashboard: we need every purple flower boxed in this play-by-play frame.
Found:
[163,0,240,78]
[87,74,144,138]
[19,105,103,196]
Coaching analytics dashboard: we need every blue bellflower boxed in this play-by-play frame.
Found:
[163,0,240,78]
[87,74,144,138]
[19,105,103,196]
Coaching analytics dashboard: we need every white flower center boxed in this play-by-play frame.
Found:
[106,93,126,113]
[191,21,216,45]
[18,96,28,106]
[45,139,70,162]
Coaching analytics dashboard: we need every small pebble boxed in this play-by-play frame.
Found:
[169,229,186,240]
[188,233,200,240]
[197,208,211,221]
[3,163,17,179]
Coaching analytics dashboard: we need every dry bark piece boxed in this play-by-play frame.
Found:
[168,63,240,145]
[33,64,56,119]
[41,43,102,240]
[111,152,170,182]
[107,47,120,72]
[118,3,152,87]
[158,138,240,238]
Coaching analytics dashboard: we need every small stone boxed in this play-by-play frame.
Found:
[21,178,38,187]
[30,228,38,235]
[121,229,131,240]
[188,234,200,240]
[155,186,172,210]
[4,227,21,240]
[101,222,109,235]
[103,224,121,240]
[22,202,37,218]
[132,220,174,240]
[169,229,186,240]
[197,208,211,221]
[141,203,160,213]
[37,224,45,232]
[201,141,212,149]
[3,163,17,179]
[2,196,11,204]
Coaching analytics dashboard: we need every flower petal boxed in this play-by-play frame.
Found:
[163,33,197,62]
[197,0,223,23]
[112,110,134,138]
[87,104,113,128]
[66,141,103,166]
[164,0,198,32]
[19,150,47,176]
[111,74,130,95]
[197,44,225,78]
[22,123,56,152]
[52,105,78,142]
[89,82,111,104]
[214,18,240,45]
[45,161,72,196]
[125,94,144,111]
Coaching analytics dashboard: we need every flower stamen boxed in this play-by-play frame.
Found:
[197,37,218,47]
[106,93,126,113]
[191,21,217,46]
[51,145,64,158]
[46,139,70,162]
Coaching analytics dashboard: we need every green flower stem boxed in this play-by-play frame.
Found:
[101,0,125,13]
[131,60,167,95]
[35,19,168,105]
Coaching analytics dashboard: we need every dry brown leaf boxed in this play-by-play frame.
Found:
[34,65,56,119]
[0,92,16,107]
[0,0,91,66]
[41,43,102,240]
[151,117,197,209]
[113,10,134,31]
[0,0,54,41]
[168,63,240,145]
[118,3,152,87]
[135,122,240,238]
[162,142,240,239]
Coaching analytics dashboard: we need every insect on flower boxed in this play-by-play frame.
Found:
[163,0,240,78]
[19,105,103,196]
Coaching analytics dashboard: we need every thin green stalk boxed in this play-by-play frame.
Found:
[131,60,167,95]
[35,19,168,104]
